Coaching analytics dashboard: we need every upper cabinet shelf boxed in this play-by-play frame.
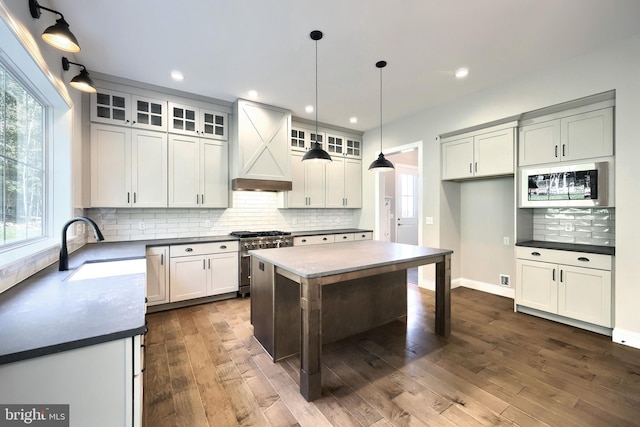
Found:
[519,103,613,167]
[441,124,516,181]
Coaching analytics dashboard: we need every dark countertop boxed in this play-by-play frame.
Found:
[0,235,240,366]
[290,228,373,237]
[516,240,615,256]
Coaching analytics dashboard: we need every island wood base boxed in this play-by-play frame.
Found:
[249,241,452,401]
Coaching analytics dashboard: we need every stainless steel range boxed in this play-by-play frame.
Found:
[231,231,293,297]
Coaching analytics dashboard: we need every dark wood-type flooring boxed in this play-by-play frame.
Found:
[144,284,640,426]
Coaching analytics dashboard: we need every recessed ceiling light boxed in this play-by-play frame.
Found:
[305,105,314,113]
[248,90,258,99]
[455,67,469,79]
[171,70,184,81]
[349,117,358,124]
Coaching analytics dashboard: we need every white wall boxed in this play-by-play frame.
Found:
[360,35,640,347]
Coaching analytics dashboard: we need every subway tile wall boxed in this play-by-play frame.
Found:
[532,207,615,246]
[85,191,356,242]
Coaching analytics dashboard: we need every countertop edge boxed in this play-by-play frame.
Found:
[0,325,147,366]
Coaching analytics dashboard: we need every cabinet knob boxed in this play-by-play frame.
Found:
[185,247,193,252]
[531,251,541,256]
[302,239,307,243]
[220,245,227,249]
[322,237,328,241]
[577,256,590,262]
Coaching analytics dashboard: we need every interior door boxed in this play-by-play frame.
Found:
[395,164,418,245]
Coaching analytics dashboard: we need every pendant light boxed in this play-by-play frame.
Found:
[29,0,81,53]
[368,61,395,171]
[62,57,97,93]
[302,30,332,163]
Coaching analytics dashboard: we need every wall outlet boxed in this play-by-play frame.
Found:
[76,223,85,235]
[293,218,298,225]
[139,221,145,230]
[564,223,573,232]
[425,216,434,225]
[205,220,211,228]
[503,237,509,245]
[335,217,340,223]
[500,274,510,287]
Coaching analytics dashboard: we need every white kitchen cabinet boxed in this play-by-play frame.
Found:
[146,246,169,306]
[231,99,291,182]
[288,151,325,208]
[91,88,167,132]
[91,123,167,208]
[326,133,344,157]
[290,126,325,152]
[0,336,143,427]
[167,102,228,140]
[515,247,612,328]
[168,134,228,208]
[519,106,613,166]
[345,136,362,158]
[326,157,362,208]
[441,126,515,180]
[169,241,239,302]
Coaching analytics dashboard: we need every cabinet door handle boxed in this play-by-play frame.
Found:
[201,194,204,204]
[560,269,564,283]
[469,163,472,173]
[322,237,328,241]
[343,236,348,239]
[531,251,541,256]
[552,269,556,281]
[208,259,211,269]
[554,145,558,158]
[160,254,164,265]
[127,192,130,203]
[185,247,193,252]
[203,259,206,269]
[577,256,590,262]
[562,144,566,157]
[301,239,307,243]
[196,194,200,204]
[474,162,478,173]
[220,245,227,249]
[134,192,137,203]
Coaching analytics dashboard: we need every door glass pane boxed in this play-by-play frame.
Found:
[173,108,184,119]
[151,116,162,126]
[113,109,126,121]
[185,110,195,121]
[97,106,110,119]
[113,96,126,108]
[400,174,415,218]
[96,92,110,106]
[137,113,149,124]
[137,100,149,113]
[173,119,183,129]
[150,103,162,114]
[215,115,224,125]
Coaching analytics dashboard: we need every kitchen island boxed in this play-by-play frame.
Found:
[249,240,453,401]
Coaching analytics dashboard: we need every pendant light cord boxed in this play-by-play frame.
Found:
[315,37,319,145]
[380,65,383,154]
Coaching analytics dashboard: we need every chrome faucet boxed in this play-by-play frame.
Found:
[59,216,105,271]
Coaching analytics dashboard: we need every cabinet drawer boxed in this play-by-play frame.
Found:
[354,231,373,240]
[516,247,611,270]
[170,240,239,257]
[335,233,355,243]
[294,235,335,246]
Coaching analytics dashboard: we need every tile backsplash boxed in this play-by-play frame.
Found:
[85,191,357,242]
[533,207,615,246]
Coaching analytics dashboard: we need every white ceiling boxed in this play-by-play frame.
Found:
[48,0,640,132]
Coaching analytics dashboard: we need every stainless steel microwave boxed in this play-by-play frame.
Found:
[520,162,608,207]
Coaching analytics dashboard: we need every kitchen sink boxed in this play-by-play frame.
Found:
[67,258,146,282]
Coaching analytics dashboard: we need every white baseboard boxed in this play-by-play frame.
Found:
[418,277,514,299]
[612,328,640,349]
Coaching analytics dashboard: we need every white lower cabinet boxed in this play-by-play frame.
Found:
[0,336,143,427]
[146,246,169,306]
[293,231,372,246]
[169,241,239,302]
[515,247,612,328]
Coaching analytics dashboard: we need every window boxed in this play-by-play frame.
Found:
[399,173,416,219]
[0,63,46,248]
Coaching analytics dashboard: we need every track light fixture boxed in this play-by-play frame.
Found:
[368,61,395,171]
[29,0,80,53]
[302,30,332,163]
[62,57,96,93]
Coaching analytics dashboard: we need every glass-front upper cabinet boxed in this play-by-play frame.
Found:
[345,137,361,158]
[168,102,228,140]
[326,134,344,156]
[90,88,167,131]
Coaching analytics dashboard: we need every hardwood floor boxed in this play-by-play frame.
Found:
[144,285,640,426]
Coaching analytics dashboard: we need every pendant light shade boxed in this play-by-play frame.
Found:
[302,30,332,163]
[369,60,395,172]
[29,0,81,53]
[62,57,97,93]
